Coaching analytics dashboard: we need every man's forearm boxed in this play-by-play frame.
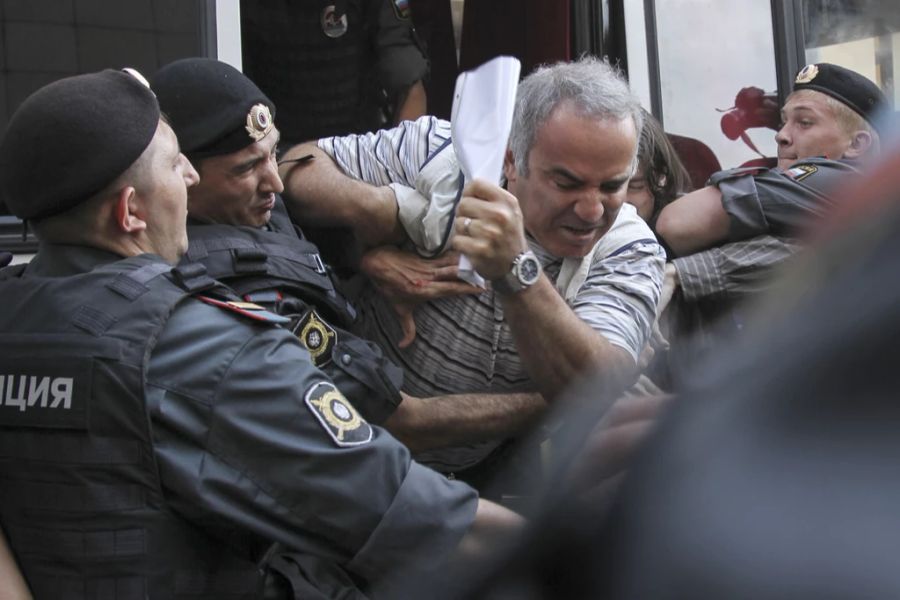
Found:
[279,142,405,247]
[384,392,547,454]
[499,277,636,402]
[655,185,730,256]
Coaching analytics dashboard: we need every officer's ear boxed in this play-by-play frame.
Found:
[845,129,875,159]
[113,186,148,234]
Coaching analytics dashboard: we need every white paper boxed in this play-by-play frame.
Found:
[450,56,521,286]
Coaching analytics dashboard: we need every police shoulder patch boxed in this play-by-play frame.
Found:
[198,296,291,324]
[785,163,818,182]
[291,310,337,367]
[305,382,372,447]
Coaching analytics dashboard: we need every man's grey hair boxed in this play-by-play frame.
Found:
[508,56,644,175]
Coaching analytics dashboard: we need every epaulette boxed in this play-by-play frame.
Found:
[197,295,291,324]
[708,165,769,186]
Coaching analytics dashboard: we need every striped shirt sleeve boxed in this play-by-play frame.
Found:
[570,240,666,362]
[318,116,452,186]
[673,235,799,301]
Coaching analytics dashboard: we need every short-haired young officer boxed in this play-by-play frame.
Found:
[0,68,519,598]
[657,62,888,257]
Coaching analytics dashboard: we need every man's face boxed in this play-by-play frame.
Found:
[141,121,199,263]
[505,102,637,258]
[187,127,284,227]
[775,90,855,170]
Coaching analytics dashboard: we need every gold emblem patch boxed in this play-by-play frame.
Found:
[795,64,819,84]
[245,103,273,141]
[292,310,336,367]
[305,382,371,446]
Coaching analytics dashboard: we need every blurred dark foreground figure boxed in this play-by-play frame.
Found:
[436,132,900,598]
[598,148,900,599]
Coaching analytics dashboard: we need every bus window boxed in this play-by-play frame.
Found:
[0,0,213,255]
[802,0,899,109]
[650,0,779,171]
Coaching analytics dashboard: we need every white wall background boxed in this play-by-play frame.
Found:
[215,0,242,70]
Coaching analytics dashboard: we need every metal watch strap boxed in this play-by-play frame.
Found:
[492,250,541,294]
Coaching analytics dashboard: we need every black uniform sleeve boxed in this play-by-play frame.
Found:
[144,299,477,580]
[713,158,861,242]
[373,0,429,94]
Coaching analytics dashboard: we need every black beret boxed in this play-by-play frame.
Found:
[151,58,276,160]
[793,63,888,130]
[0,69,160,221]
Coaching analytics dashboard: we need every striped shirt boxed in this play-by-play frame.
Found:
[320,116,665,471]
[673,235,798,301]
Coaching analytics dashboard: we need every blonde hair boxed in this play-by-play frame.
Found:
[789,89,880,153]
[822,93,880,153]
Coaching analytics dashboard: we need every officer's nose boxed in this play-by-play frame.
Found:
[775,123,791,146]
[182,154,200,188]
[260,155,285,195]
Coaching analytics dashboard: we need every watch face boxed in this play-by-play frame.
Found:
[518,255,541,284]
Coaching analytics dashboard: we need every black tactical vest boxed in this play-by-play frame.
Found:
[183,198,402,424]
[184,198,356,327]
[0,255,267,599]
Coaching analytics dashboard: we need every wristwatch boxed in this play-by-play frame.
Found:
[492,250,542,294]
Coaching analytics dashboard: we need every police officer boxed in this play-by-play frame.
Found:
[650,63,888,378]
[0,68,519,598]
[656,62,888,257]
[152,57,403,426]
[241,0,428,146]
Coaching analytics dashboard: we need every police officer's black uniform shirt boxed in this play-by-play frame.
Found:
[241,0,428,144]
[24,245,478,585]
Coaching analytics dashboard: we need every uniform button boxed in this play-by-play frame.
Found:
[341,354,352,365]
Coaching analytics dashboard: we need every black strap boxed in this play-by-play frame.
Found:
[233,246,269,274]
[190,237,327,274]
[72,304,118,336]
[107,262,172,300]
[170,263,218,293]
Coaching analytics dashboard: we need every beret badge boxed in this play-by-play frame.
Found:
[245,103,273,141]
[795,64,819,85]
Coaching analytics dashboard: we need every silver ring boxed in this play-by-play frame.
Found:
[462,217,472,235]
